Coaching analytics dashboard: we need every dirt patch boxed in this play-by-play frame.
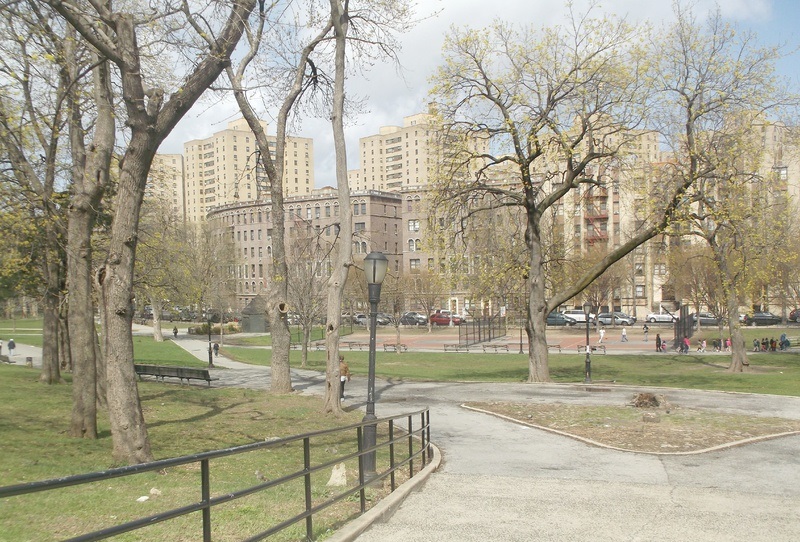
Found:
[466,398,800,453]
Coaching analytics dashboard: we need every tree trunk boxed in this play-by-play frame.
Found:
[101,139,154,464]
[39,224,63,385]
[526,213,551,382]
[323,0,353,414]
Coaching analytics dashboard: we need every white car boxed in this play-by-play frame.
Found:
[646,312,678,323]
[561,309,595,324]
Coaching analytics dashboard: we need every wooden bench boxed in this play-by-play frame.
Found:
[134,364,218,386]
[577,345,606,354]
[383,343,408,352]
[547,344,562,353]
[443,343,469,352]
[313,342,326,351]
[482,344,509,353]
[343,342,369,351]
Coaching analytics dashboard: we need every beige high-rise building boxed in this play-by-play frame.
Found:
[183,118,314,222]
[148,154,185,219]
[348,113,438,192]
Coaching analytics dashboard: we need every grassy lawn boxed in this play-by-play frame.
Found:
[0,364,379,541]
[221,345,800,397]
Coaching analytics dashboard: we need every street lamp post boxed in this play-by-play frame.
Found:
[207,308,215,369]
[583,302,592,383]
[362,251,388,477]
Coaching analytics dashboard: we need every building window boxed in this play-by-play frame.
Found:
[408,219,420,232]
[355,222,365,232]
[353,202,360,215]
[361,202,366,215]
[410,259,420,273]
[635,285,645,297]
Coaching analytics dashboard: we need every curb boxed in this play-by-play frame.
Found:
[325,443,442,542]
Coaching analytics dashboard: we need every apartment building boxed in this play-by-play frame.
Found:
[148,154,185,218]
[183,118,314,223]
[207,189,403,310]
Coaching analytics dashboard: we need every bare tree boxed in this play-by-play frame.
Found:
[45,0,257,464]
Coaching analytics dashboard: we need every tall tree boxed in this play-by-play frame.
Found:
[45,0,257,464]
[429,10,691,382]
[653,5,796,372]
[0,1,71,385]
[224,0,331,393]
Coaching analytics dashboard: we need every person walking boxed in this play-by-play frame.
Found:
[681,336,690,354]
[655,333,662,352]
[598,326,605,344]
[642,324,649,342]
[7,338,15,357]
[339,355,351,400]
[621,327,628,342]
[173,326,178,338]
[213,342,220,357]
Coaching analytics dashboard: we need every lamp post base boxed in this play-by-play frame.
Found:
[361,413,377,478]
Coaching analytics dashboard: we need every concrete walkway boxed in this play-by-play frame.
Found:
[12,328,800,541]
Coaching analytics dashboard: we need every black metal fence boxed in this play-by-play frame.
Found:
[0,409,431,541]
[459,315,507,346]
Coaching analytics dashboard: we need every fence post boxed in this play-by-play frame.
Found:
[407,414,414,476]
[303,437,313,540]
[357,426,366,513]
[201,459,212,542]
[389,421,396,492]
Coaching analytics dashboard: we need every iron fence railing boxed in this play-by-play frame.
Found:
[459,314,507,346]
[0,409,431,541]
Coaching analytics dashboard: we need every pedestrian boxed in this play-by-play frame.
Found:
[655,333,662,352]
[725,337,731,352]
[213,342,220,357]
[173,326,178,338]
[752,338,759,352]
[681,336,690,354]
[621,327,628,342]
[598,326,605,344]
[339,355,351,400]
[642,324,649,342]
[697,339,706,353]
[7,338,15,357]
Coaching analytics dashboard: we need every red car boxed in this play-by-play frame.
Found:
[430,311,464,326]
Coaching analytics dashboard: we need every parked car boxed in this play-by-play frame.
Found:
[354,313,367,326]
[546,312,577,326]
[561,309,595,324]
[596,312,636,326]
[691,312,722,326]
[789,308,800,322]
[376,312,392,325]
[743,312,782,326]
[430,310,465,326]
[645,312,678,323]
[400,311,428,325]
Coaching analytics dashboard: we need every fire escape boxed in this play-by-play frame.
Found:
[584,186,609,247]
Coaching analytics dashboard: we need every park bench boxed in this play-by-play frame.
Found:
[342,342,369,351]
[313,342,326,351]
[134,364,218,386]
[383,343,408,352]
[547,344,562,353]
[481,344,509,353]
[577,345,606,354]
[443,343,469,352]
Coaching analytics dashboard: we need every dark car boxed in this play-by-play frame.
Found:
[596,312,635,326]
[691,312,722,326]
[743,312,782,326]
[400,311,428,325]
[790,308,800,322]
[376,312,392,325]
[430,311,464,326]
[546,312,577,326]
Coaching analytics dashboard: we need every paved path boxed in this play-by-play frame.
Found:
[12,328,800,540]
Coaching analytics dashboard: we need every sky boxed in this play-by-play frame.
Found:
[158,0,800,188]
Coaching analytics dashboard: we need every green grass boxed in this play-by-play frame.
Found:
[220,344,800,396]
[0,364,376,541]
